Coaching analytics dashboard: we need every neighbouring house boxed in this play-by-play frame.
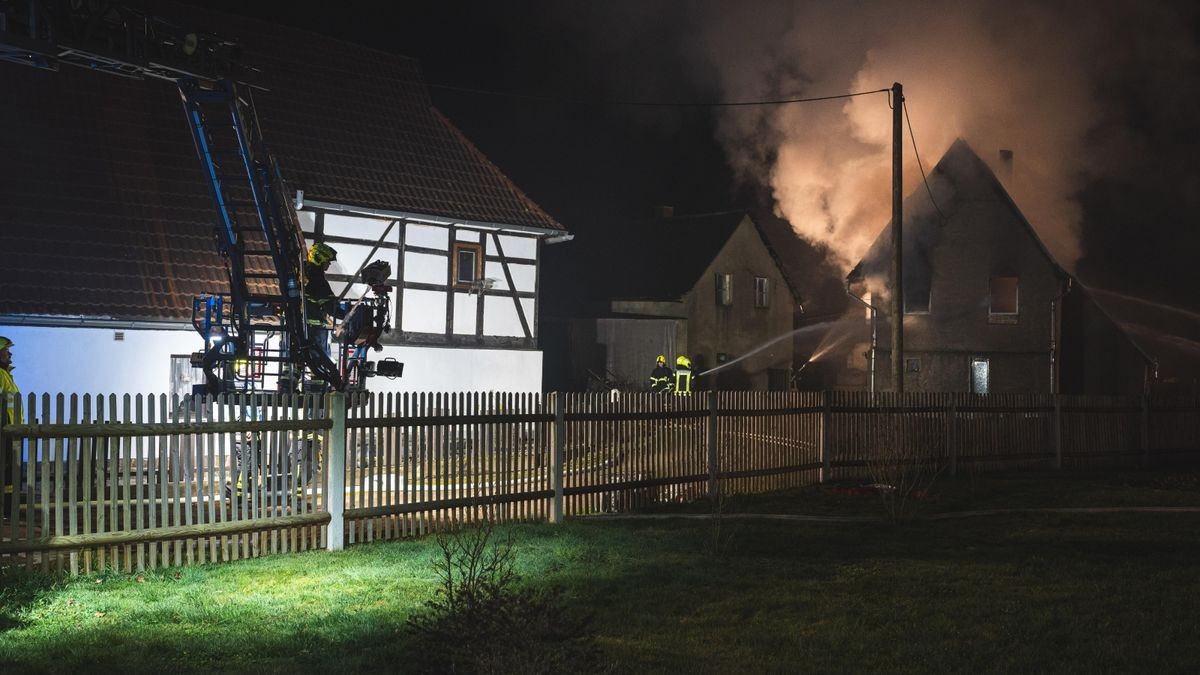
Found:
[810,139,1155,395]
[0,4,568,398]
[543,210,798,392]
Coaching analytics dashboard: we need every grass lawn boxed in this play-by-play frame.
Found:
[2,468,1199,673]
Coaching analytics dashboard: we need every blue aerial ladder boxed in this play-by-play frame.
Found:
[0,0,398,394]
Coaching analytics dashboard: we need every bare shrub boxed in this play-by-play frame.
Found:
[866,419,942,523]
[406,516,600,674]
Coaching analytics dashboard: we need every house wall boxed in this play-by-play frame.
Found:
[0,325,200,398]
[684,218,794,390]
[299,208,540,349]
[0,324,543,398]
[842,196,1148,395]
[872,197,1061,393]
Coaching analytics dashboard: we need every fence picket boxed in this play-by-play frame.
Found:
[3,389,1199,576]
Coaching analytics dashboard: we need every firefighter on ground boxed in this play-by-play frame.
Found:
[649,354,674,393]
[304,243,343,357]
[1,336,18,507]
[673,355,693,396]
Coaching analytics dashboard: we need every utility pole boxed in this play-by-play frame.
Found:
[890,82,904,393]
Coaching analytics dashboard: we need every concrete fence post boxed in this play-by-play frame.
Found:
[708,391,719,501]
[326,392,346,552]
[819,390,832,483]
[1053,395,1063,470]
[551,392,564,524]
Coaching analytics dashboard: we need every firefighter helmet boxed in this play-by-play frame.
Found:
[676,355,692,369]
[308,242,338,266]
[0,336,11,350]
[656,354,666,365]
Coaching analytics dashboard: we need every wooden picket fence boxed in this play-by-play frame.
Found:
[1,390,1197,574]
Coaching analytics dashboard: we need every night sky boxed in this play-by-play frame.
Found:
[200,0,1200,319]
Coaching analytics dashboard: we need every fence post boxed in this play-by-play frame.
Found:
[1140,394,1150,467]
[947,396,957,477]
[819,390,832,483]
[708,391,719,501]
[1053,395,1063,470]
[551,393,564,524]
[326,392,346,552]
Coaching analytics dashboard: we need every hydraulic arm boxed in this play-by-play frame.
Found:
[0,0,371,393]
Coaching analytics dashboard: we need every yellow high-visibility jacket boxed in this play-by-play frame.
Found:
[0,367,18,425]
[0,367,17,420]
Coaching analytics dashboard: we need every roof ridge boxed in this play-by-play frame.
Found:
[431,107,565,231]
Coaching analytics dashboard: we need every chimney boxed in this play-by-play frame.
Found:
[654,205,674,218]
[997,149,1013,183]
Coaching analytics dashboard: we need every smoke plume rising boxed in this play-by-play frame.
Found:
[681,0,1193,273]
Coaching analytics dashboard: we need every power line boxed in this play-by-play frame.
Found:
[425,82,892,108]
[902,100,948,222]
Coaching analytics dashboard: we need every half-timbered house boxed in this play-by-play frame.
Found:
[0,4,567,397]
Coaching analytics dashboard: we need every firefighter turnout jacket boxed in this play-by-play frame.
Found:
[649,365,674,393]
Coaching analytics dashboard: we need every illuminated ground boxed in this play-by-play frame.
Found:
[1,468,1198,673]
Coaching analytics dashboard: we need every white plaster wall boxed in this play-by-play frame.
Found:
[453,292,477,335]
[0,325,544,396]
[404,251,447,285]
[365,344,542,393]
[322,213,393,241]
[483,261,536,292]
[401,289,446,333]
[486,234,536,259]
[0,325,202,397]
[406,224,449,250]
[483,296,532,337]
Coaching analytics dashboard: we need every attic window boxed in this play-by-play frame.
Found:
[754,277,770,308]
[716,273,733,306]
[452,242,483,288]
[989,276,1019,322]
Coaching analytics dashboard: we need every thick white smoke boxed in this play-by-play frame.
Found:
[691,0,1179,273]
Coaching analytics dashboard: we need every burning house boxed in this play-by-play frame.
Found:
[814,139,1155,395]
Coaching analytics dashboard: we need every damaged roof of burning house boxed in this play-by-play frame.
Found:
[834,139,1173,394]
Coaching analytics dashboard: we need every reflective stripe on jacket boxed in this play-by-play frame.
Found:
[673,367,692,396]
[0,368,17,424]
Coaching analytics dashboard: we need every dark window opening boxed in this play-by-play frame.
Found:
[990,276,1019,315]
[452,242,482,288]
[716,273,732,306]
[904,279,931,314]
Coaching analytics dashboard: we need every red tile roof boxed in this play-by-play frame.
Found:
[0,4,563,322]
